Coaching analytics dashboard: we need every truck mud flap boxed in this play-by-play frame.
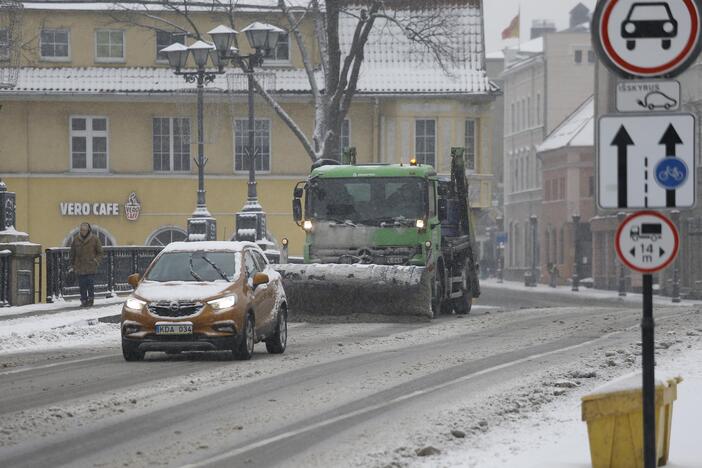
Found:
[275,264,432,321]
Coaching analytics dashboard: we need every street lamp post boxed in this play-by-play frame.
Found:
[162,23,281,242]
[572,214,581,292]
[617,212,628,296]
[529,215,538,287]
[496,215,504,284]
[670,210,681,303]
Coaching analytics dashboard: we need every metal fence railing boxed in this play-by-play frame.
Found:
[45,246,163,301]
[0,250,10,306]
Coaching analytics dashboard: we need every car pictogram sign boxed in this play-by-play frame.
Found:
[615,211,679,273]
[593,0,702,78]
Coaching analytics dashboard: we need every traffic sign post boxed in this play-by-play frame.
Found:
[615,211,680,468]
[594,2,699,466]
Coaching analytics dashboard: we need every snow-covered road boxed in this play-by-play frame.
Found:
[0,285,700,468]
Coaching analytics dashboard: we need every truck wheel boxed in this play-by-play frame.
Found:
[431,265,447,318]
[266,305,287,354]
[454,291,473,315]
[233,314,255,360]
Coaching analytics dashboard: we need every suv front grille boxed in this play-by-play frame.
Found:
[148,301,204,318]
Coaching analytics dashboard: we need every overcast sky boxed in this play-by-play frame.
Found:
[483,0,597,53]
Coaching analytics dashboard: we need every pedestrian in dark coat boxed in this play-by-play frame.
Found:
[69,222,104,307]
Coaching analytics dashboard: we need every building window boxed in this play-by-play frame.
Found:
[465,119,476,171]
[588,50,596,64]
[147,226,187,246]
[63,225,116,247]
[156,30,185,62]
[70,117,108,171]
[574,49,583,63]
[589,175,595,197]
[340,118,351,156]
[0,29,9,60]
[96,30,124,61]
[234,119,271,172]
[264,31,290,62]
[559,177,566,200]
[40,29,70,60]
[536,93,542,125]
[527,97,532,128]
[415,119,436,167]
[153,117,191,172]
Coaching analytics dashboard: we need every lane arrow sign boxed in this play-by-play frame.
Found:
[659,124,683,208]
[612,126,634,208]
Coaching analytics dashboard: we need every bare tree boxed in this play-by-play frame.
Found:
[107,0,463,162]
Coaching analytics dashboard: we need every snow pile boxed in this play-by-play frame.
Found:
[0,304,122,354]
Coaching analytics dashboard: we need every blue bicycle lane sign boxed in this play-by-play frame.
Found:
[655,157,689,190]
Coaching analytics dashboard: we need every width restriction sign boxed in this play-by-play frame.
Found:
[615,211,679,273]
[598,113,696,209]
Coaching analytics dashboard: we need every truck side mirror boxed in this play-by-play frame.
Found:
[438,199,447,220]
[292,199,302,222]
[293,187,304,198]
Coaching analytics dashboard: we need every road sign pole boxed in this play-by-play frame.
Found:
[642,273,656,468]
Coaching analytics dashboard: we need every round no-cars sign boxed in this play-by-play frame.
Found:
[615,211,679,273]
[593,0,702,78]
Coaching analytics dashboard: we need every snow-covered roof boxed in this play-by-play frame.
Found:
[8,1,494,96]
[537,96,594,153]
[5,64,495,95]
[21,1,306,12]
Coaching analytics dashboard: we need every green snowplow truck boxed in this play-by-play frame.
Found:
[277,148,480,320]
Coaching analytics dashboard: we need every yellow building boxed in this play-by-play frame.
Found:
[0,1,497,255]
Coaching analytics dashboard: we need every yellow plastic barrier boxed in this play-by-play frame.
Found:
[581,376,682,468]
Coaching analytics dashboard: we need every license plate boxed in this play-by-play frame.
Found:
[155,323,193,335]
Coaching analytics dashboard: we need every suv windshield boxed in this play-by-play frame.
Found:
[145,252,238,282]
[308,177,428,225]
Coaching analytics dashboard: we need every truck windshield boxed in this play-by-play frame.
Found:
[145,252,238,282]
[308,177,428,225]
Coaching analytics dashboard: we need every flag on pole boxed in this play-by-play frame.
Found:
[501,13,520,40]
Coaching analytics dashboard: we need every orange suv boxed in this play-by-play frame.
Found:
[121,241,288,361]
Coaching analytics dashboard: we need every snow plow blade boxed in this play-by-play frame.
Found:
[275,264,432,321]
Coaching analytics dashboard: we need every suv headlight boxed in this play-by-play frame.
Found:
[208,295,237,310]
[125,297,146,310]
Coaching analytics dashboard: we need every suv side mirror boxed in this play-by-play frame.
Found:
[128,273,141,288]
[253,272,269,288]
[293,198,302,222]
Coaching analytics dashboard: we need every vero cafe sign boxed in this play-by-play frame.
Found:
[59,192,141,221]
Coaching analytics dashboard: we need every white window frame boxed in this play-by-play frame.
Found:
[340,118,351,157]
[465,119,477,172]
[39,28,71,62]
[414,118,437,167]
[262,30,291,66]
[95,29,125,63]
[156,30,185,64]
[146,226,188,246]
[233,118,272,174]
[69,116,109,172]
[0,29,9,60]
[152,117,192,173]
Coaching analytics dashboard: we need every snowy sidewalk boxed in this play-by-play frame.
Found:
[481,278,701,307]
[0,296,125,321]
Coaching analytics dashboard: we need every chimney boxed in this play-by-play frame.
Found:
[570,3,591,29]
[531,19,556,40]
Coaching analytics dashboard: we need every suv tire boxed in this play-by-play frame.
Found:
[122,339,145,362]
[233,314,255,360]
[266,305,287,354]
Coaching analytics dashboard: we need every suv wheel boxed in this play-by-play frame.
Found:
[266,305,288,354]
[233,314,255,360]
[122,339,145,362]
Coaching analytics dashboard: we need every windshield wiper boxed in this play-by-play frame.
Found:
[326,218,357,227]
[189,256,204,282]
[201,255,229,281]
[361,217,413,227]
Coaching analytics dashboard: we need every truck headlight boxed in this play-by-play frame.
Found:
[425,240,432,249]
[303,220,313,232]
[208,295,237,310]
[125,297,146,311]
[416,219,426,230]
